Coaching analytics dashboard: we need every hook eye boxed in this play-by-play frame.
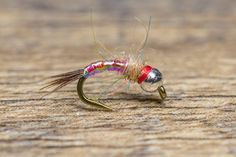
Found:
[157,85,167,100]
[77,77,114,111]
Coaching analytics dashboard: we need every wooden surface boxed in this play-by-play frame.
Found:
[0,0,236,157]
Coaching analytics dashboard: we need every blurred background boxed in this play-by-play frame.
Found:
[1,0,236,46]
[1,0,235,98]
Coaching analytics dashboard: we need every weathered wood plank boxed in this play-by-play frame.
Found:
[0,0,236,157]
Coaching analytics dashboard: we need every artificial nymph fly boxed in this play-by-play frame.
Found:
[42,17,167,111]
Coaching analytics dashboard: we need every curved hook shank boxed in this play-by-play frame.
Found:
[77,77,114,111]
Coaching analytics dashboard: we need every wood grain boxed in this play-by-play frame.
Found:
[0,0,236,157]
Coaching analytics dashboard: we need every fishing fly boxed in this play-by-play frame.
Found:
[42,17,167,111]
